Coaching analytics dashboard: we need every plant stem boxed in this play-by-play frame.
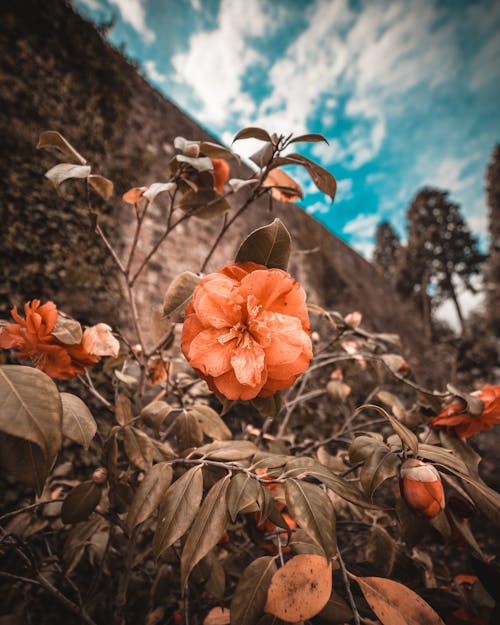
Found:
[338,549,361,625]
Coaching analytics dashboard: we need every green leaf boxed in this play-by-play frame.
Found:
[289,133,329,145]
[61,481,101,524]
[186,405,231,441]
[0,365,62,469]
[191,440,258,461]
[162,271,200,322]
[45,163,91,188]
[230,556,277,625]
[51,316,82,344]
[285,153,337,200]
[235,218,291,270]
[126,462,173,533]
[285,479,336,559]
[37,130,87,165]
[226,473,261,522]
[180,474,230,588]
[88,174,114,200]
[60,392,97,449]
[153,465,204,557]
[122,427,153,471]
[233,127,272,143]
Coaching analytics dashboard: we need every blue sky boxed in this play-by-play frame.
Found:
[74,0,499,262]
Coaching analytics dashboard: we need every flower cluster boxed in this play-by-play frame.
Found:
[0,300,118,379]
[430,385,500,439]
[181,262,313,400]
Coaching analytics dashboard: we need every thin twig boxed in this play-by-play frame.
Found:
[0,498,65,524]
[337,549,361,625]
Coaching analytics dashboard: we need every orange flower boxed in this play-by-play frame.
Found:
[181,262,312,400]
[400,459,445,519]
[211,158,230,193]
[0,300,98,379]
[430,385,500,439]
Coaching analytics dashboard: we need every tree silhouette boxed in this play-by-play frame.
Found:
[404,187,485,335]
[373,221,401,284]
[486,145,500,335]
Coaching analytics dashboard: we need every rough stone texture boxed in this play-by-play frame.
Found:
[0,0,446,383]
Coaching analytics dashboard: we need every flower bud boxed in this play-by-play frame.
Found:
[183,143,200,158]
[400,459,444,518]
[92,467,108,485]
[344,310,362,329]
[211,158,230,194]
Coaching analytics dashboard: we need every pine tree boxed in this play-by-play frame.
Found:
[485,145,500,334]
[405,187,485,335]
[373,221,401,284]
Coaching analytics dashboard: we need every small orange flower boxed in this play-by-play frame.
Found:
[181,262,312,400]
[0,300,98,379]
[430,385,500,439]
[211,158,230,194]
[400,459,445,519]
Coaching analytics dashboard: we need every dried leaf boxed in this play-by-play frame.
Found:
[180,474,230,588]
[0,365,62,484]
[366,526,396,576]
[180,188,231,219]
[37,130,87,164]
[360,447,400,499]
[230,556,277,625]
[200,141,234,159]
[140,401,173,434]
[360,403,418,454]
[177,410,204,451]
[227,473,261,522]
[51,316,82,344]
[265,554,332,622]
[153,465,204,557]
[352,575,446,625]
[88,174,114,200]
[177,154,213,171]
[289,133,329,145]
[122,427,153,471]
[82,323,120,358]
[0,433,49,495]
[235,218,291,271]
[45,163,91,188]
[204,607,230,625]
[233,127,272,143]
[60,392,97,449]
[263,168,302,202]
[61,481,101,524]
[162,271,200,322]
[187,405,231,441]
[143,182,175,203]
[285,153,336,200]
[285,479,336,559]
[115,394,134,426]
[192,440,258,461]
[127,462,173,532]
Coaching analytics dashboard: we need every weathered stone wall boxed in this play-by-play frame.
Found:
[1,0,442,381]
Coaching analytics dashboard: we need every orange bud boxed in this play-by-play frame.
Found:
[92,467,108,485]
[344,310,362,328]
[122,186,148,204]
[400,459,445,518]
[211,158,230,194]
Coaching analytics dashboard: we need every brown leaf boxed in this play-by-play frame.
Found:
[51,315,83,344]
[235,218,291,271]
[82,323,120,358]
[352,575,446,625]
[0,365,62,477]
[187,405,231,441]
[230,556,277,625]
[60,392,97,449]
[177,410,204,451]
[126,462,173,532]
[265,554,332,622]
[153,465,204,557]
[162,271,200,322]
[115,394,134,426]
[285,153,336,201]
[88,174,114,200]
[263,168,302,202]
[123,186,147,203]
[204,607,230,625]
[45,163,91,188]
[285,479,336,559]
[233,127,273,143]
[227,473,261,522]
[61,481,101,524]
[140,400,173,434]
[180,474,230,588]
[37,130,87,164]
[122,427,153,471]
[192,440,258,461]
[0,433,49,495]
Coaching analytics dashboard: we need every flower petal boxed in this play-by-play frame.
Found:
[214,367,267,401]
[188,328,234,377]
[231,336,266,387]
[193,274,242,328]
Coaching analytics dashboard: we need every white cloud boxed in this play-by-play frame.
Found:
[144,60,166,85]
[171,0,268,125]
[421,156,476,193]
[109,0,155,43]
[306,200,330,215]
[78,0,102,10]
[336,178,353,203]
[470,31,500,88]
[342,212,379,236]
